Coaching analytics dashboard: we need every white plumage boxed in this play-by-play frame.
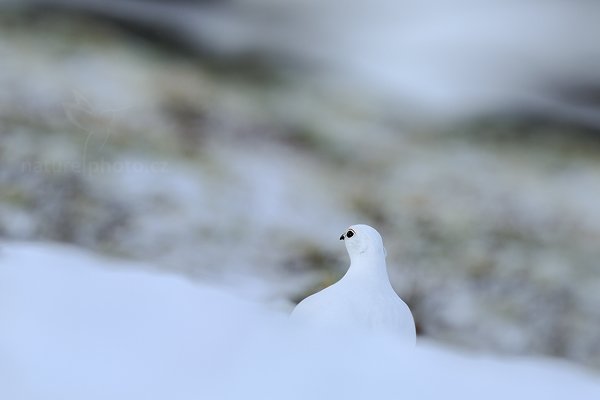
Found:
[291,224,416,344]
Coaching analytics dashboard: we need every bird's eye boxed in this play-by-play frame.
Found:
[346,230,354,238]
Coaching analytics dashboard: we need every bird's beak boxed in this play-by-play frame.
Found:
[339,234,345,240]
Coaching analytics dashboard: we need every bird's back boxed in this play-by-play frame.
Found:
[291,276,416,343]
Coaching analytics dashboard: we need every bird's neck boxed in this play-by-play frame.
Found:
[344,254,392,288]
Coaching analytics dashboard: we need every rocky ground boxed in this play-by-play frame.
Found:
[1,11,600,368]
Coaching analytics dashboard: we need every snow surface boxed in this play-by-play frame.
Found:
[1,242,599,400]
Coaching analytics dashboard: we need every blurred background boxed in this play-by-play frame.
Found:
[1,0,600,369]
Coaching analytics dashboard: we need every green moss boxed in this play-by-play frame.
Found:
[0,186,30,206]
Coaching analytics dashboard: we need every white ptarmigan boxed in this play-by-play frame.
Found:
[291,224,416,344]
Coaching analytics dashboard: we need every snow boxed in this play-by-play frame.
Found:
[1,242,599,400]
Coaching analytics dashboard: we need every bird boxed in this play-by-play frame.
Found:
[291,224,416,344]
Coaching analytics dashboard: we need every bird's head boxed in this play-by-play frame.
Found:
[339,224,387,260]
